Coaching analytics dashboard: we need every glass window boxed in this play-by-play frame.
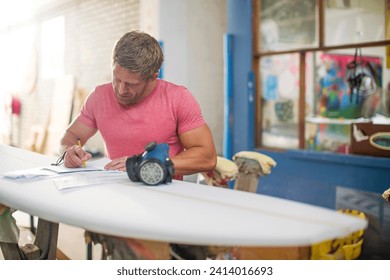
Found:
[325,0,386,46]
[259,0,318,52]
[312,47,386,119]
[255,0,390,154]
[260,53,300,149]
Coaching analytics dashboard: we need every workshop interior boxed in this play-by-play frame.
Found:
[1,0,390,260]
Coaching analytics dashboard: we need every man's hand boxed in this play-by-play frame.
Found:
[64,145,92,168]
[104,156,128,172]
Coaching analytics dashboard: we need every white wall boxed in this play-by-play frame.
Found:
[140,0,160,38]
[156,0,226,155]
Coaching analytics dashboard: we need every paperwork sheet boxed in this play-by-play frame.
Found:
[42,165,103,174]
[2,156,128,190]
[2,164,103,179]
[2,168,57,180]
[50,157,129,190]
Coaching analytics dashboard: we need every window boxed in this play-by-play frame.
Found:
[260,53,300,149]
[260,0,318,51]
[254,0,390,153]
[324,0,385,46]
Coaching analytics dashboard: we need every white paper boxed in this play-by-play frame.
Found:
[2,157,128,189]
[53,170,128,190]
[2,157,111,179]
[3,168,56,179]
[87,157,111,168]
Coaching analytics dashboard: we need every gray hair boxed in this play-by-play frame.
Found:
[113,31,164,80]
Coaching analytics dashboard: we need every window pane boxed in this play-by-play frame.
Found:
[325,0,385,46]
[259,0,318,52]
[260,54,300,149]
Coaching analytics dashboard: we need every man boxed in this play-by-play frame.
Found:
[61,31,216,176]
[60,31,217,259]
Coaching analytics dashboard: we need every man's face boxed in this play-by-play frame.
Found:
[112,63,154,105]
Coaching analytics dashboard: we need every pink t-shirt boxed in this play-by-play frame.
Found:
[78,79,206,159]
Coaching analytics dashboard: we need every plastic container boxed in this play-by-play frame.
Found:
[310,209,366,260]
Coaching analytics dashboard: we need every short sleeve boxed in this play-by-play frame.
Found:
[176,88,206,134]
[78,89,98,129]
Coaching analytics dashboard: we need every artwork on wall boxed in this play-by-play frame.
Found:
[260,54,300,149]
[316,52,382,119]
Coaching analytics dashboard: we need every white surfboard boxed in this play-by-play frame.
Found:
[0,144,367,246]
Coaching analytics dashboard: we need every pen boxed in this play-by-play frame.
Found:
[77,138,87,167]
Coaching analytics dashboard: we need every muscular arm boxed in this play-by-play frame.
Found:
[171,124,217,176]
[60,117,97,167]
[94,123,217,174]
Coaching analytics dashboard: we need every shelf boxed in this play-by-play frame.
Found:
[305,116,370,125]
[306,115,390,125]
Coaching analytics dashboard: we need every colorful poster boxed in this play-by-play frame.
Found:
[316,53,382,119]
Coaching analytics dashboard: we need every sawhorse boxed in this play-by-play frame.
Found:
[0,218,59,260]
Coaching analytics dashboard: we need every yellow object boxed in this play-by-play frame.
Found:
[202,156,238,187]
[77,138,86,167]
[310,209,366,260]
